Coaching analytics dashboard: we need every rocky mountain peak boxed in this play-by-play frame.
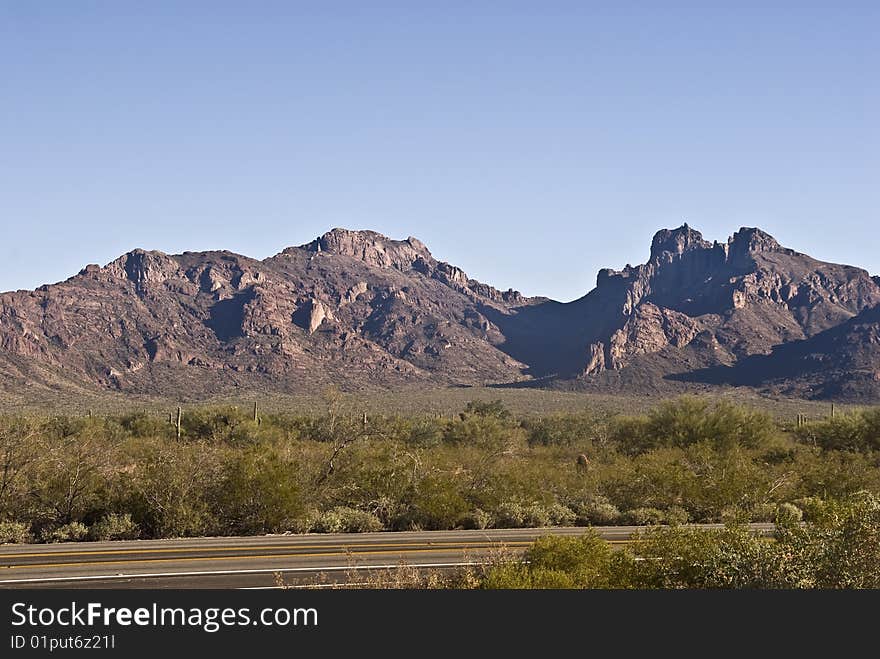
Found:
[295,228,436,273]
[649,223,712,260]
[105,249,180,291]
[728,227,786,256]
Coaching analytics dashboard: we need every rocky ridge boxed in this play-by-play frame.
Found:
[1,224,878,402]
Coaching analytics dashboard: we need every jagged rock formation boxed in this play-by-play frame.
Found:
[1,224,878,402]
[569,224,879,378]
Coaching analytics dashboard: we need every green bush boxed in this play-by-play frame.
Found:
[750,502,778,523]
[481,532,617,589]
[624,507,667,526]
[781,491,880,588]
[126,442,222,538]
[523,415,602,447]
[665,506,690,526]
[406,419,445,447]
[571,496,621,526]
[612,397,775,454]
[312,507,383,533]
[546,503,577,526]
[458,509,492,530]
[0,521,32,544]
[394,473,470,531]
[625,524,791,589]
[41,522,89,543]
[795,411,880,452]
[793,497,826,522]
[493,502,573,528]
[493,502,532,528]
[462,400,512,421]
[775,502,803,525]
[89,513,140,541]
[118,412,171,438]
[179,407,262,443]
[212,449,303,535]
[480,563,575,589]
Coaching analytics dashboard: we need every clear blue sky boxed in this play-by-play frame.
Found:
[1,2,877,301]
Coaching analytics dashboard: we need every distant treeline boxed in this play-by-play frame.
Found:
[1,394,879,544]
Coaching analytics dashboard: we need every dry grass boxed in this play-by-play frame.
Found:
[272,544,522,590]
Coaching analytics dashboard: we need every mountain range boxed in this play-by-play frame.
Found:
[2,225,879,403]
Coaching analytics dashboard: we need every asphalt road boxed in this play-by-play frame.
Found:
[0,524,774,589]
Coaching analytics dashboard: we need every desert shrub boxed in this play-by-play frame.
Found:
[0,416,46,521]
[89,513,140,541]
[545,503,577,526]
[26,431,117,529]
[791,450,880,499]
[571,496,621,526]
[481,563,576,589]
[625,525,794,588]
[750,502,779,523]
[481,532,617,589]
[610,442,772,523]
[212,449,303,535]
[665,506,690,526]
[493,502,571,528]
[780,491,880,588]
[393,473,470,531]
[623,507,667,526]
[443,413,520,452]
[125,442,222,538]
[793,497,826,522]
[775,502,803,525]
[795,411,880,452]
[493,502,529,528]
[521,504,552,528]
[720,506,751,525]
[462,400,512,421]
[406,419,445,447]
[179,407,262,443]
[523,415,603,447]
[41,522,89,543]
[312,507,382,533]
[118,412,171,438]
[612,397,775,455]
[0,521,32,544]
[458,509,493,530]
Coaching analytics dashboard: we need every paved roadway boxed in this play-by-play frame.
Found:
[0,524,774,589]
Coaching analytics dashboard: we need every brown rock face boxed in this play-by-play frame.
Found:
[0,224,878,403]
[564,225,880,385]
[0,229,537,400]
[301,229,435,272]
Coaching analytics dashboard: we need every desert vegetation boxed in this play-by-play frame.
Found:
[0,393,879,544]
[421,491,880,589]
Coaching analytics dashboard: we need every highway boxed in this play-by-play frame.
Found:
[0,524,774,589]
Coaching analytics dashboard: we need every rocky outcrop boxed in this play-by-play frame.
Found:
[293,298,331,334]
[295,228,533,307]
[302,228,435,272]
[571,224,880,380]
[650,223,712,259]
[106,249,180,293]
